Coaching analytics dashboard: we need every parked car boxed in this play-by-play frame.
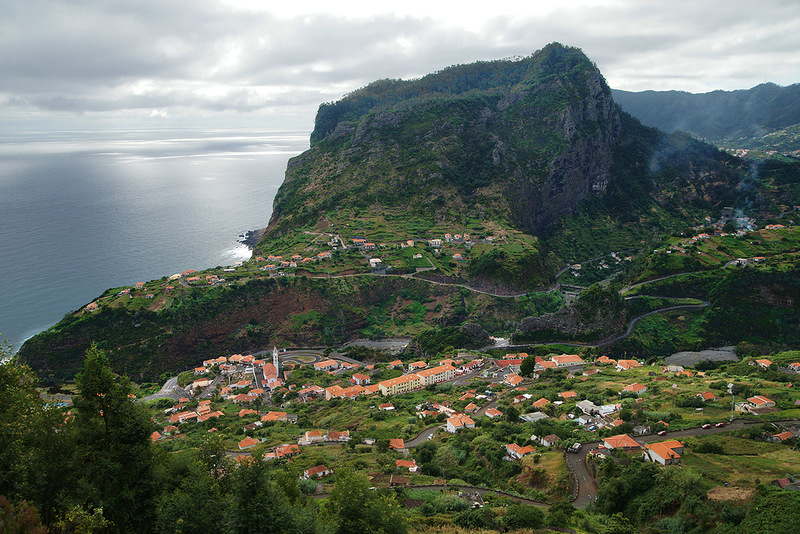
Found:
[569,443,582,453]
[658,430,667,436]
[715,422,725,428]
[702,424,712,429]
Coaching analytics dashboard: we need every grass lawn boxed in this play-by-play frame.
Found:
[683,446,800,487]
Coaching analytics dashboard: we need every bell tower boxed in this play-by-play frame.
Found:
[273,346,281,378]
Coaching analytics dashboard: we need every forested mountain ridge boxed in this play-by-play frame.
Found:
[613,83,800,154]
[266,43,621,239]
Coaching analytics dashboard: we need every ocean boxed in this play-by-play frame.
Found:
[0,128,308,355]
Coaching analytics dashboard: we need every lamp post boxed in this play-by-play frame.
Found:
[728,383,735,422]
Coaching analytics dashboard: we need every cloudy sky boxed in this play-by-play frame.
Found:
[3,0,799,131]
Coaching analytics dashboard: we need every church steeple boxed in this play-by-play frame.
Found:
[272,346,281,378]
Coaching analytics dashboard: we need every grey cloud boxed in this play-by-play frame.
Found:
[2,0,799,123]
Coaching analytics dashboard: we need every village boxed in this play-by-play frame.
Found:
[142,342,800,500]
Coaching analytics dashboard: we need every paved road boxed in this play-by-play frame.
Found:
[141,375,187,402]
[405,425,442,448]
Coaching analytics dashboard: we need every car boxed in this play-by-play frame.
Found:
[569,443,582,453]
[715,422,725,428]
[702,424,712,429]
[657,430,667,436]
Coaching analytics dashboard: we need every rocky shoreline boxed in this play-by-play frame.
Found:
[238,228,265,249]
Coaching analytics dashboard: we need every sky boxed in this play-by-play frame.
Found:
[2,0,800,132]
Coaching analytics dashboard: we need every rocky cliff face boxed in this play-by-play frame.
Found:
[507,73,620,233]
[265,43,622,238]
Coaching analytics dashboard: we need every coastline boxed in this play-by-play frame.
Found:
[238,228,266,249]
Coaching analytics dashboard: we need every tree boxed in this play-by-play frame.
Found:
[72,344,157,533]
[328,470,407,534]
[504,404,520,422]
[0,357,72,525]
[520,355,538,377]
[225,460,296,534]
[0,495,48,534]
[503,504,544,530]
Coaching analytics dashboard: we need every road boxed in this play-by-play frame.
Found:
[564,418,800,508]
[140,375,188,402]
[405,425,442,448]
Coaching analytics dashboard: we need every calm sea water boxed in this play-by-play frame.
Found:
[0,128,308,354]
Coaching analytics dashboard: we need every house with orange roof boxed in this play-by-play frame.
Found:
[644,440,684,465]
[302,465,331,479]
[464,402,479,414]
[408,360,428,371]
[622,383,647,395]
[363,384,381,395]
[324,385,346,400]
[496,358,524,371]
[459,359,484,373]
[389,438,406,451]
[535,361,557,371]
[298,385,325,401]
[314,359,339,372]
[198,410,224,423]
[379,402,395,411]
[238,437,260,450]
[163,425,178,435]
[150,431,163,442]
[532,398,550,409]
[559,390,577,399]
[340,385,365,399]
[169,411,198,424]
[261,411,289,423]
[484,408,503,418]
[503,374,524,387]
[769,431,795,443]
[506,443,536,460]
[696,391,717,402]
[192,378,212,390]
[616,359,642,371]
[396,459,419,472]
[603,434,641,450]
[231,393,259,404]
[303,430,325,444]
[238,409,257,418]
[351,373,371,385]
[387,359,404,368]
[551,354,585,367]
[755,359,772,369]
[446,414,475,433]
[325,430,350,442]
[596,355,617,365]
[739,395,777,414]
[274,444,300,459]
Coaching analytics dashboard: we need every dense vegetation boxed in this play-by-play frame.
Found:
[613,82,800,152]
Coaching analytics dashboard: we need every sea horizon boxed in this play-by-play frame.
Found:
[0,127,309,356]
